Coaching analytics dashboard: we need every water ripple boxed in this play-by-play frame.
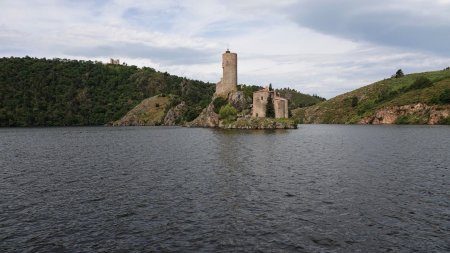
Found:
[0,125,449,252]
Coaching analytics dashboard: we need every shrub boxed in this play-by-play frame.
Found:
[169,96,181,108]
[438,89,450,104]
[395,115,410,124]
[183,107,200,122]
[409,76,432,90]
[351,96,358,107]
[431,89,450,104]
[376,87,399,103]
[219,104,237,121]
[212,97,227,113]
[357,100,375,116]
[439,116,450,125]
[395,115,427,124]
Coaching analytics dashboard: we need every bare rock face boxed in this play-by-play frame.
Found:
[163,102,187,126]
[227,91,249,112]
[371,109,400,124]
[359,103,450,124]
[186,103,219,127]
[429,109,449,124]
[187,91,249,128]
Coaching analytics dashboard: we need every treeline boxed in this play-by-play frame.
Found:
[238,85,326,110]
[276,87,326,109]
[0,57,214,126]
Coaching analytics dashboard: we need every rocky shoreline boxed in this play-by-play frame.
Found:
[219,117,297,129]
[359,103,450,124]
[186,91,297,129]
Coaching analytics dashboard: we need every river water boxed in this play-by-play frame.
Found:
[1,125,449,252]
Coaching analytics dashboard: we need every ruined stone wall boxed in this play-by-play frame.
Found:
[252,91,270,117]
[215,51,237,97]
[110,58,120,65]
[274,98,289,118]
[253,90,289,118]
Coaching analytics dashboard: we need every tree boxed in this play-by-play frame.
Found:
[394,69,404,78]
[351,96,358,107]
[212,96,227,113]
[266,92,275,118]
[0,57,215,126]
[269,83,273,91]
[219,104,237,121]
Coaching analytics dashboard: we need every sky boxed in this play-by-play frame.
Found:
[1,0,450,98]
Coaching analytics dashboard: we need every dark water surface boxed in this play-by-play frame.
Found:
[1,125,449,252]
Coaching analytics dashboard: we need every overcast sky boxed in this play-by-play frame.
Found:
[1,0,450,98]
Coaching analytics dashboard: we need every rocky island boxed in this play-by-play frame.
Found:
[187,50,297,129]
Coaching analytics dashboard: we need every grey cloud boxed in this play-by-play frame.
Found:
[62,42,216,65]
[288,0,450,55]
[122,6,182,32]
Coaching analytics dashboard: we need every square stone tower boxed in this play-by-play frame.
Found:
[252,88,289,118]
[215,50,237,97]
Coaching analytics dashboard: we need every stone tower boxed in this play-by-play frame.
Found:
[215,50,237,97]
[252,87,289,118]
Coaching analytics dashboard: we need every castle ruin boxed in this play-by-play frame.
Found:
[252,87,289,118]
[215,50,237,97]
[214,50,289,119]
[110,58,120,65]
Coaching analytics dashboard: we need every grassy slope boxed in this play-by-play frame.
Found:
[293,69,450,124]
[112,95,170,126]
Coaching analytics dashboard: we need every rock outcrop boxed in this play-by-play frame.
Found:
[112,95,169,126]
[186,91,248,128]
[163,101,187,126]
[227,91,249,112]
[186,103,219,127]
[359,103,450,124]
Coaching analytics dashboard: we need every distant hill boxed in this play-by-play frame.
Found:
[276,87,325,110]
[0,57,214,126]
[293,69,450,124]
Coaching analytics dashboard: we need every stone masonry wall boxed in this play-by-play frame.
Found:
[253,90,289,118]
[252,91,270,117]
[274,98,288,118]
[215,51,237,97]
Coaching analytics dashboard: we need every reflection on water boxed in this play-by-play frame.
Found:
[1,125,449,252]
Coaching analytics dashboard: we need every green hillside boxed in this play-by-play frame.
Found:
[276,88,325,109]
[293,69,450,124]
[238,84,325,110]
[0,57,214,126]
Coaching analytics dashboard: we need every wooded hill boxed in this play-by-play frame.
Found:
[0,57,323,126]
[0,57,214,126]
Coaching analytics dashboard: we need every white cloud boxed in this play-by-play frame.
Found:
[1,0,450,98]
